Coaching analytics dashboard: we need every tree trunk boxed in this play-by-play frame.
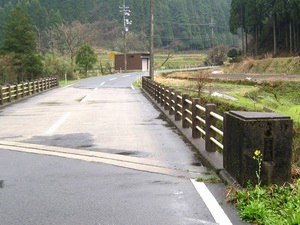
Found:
[273,14,277,56]
[295,22,298,53]
[290,20,293,55]
[245,29,248,54]
[255,26,258,56]
[241,28,245,55]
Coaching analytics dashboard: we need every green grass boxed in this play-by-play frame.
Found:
[195,176,218,183]
[228,151,300,225]
[230,181,300,225]
[59,80,78,86]
[154,53,206,69]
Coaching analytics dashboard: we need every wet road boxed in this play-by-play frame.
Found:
[0,72,247,224]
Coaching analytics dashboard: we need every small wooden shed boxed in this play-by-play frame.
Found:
[115,53,150,72]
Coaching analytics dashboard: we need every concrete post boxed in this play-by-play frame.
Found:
[161,85,165,107]
[142,77,146,91]
[182,94,190,128]
[224,111,293,187]
[192,98,201,139]
[41,80,44,91]
[168,88,175,115]
[15,84,19,100]
[205,104,217,152]
[175,92,182,121]
[0,86,3,105]
[32,81,36,94]
[164,87,169,110]
[155,83,159,102]
[8,85,12,102]
[22,82,25,97]
[157,85,162,104]
[28,82,31,95]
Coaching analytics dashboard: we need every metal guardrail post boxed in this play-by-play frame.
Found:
[0,86,3,105]
[182,94,190,128]
[175,92,182,121]
[192,98,201,139]
[205,104,217,152]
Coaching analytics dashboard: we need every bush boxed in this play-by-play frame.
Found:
[43,52,74,80]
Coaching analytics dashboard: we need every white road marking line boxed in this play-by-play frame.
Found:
[191,179,232,225]
[122,75,131,78]
[62,84,74,89]
[109,78,117,81]
[93,88,98,92]
[131,84,135,90]
[100,82,105,86]
[80,95,89,103]
[46,112,72,135]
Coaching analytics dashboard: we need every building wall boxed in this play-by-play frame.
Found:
[115,54,150,71]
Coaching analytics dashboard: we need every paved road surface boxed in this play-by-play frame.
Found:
[0,72,247,225]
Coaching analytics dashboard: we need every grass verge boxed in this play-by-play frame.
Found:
[228,180,300,225]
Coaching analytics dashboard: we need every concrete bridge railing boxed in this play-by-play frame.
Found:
[0,77,58,106]
[142,76,293,187]
[142,76,224,154]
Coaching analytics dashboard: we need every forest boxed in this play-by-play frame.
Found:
[1,0,300,84]
[0,0,237,51]
[230,0,300,56]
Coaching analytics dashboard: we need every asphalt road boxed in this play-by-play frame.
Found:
[0,72,247,225]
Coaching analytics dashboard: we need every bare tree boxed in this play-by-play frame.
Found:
[160,51,173,68]
[43,21,92,77]
[195,73,210,97]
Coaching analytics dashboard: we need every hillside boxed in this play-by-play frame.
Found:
[0,0,238,51]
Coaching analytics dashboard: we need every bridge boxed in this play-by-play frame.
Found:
[0,72,292,224]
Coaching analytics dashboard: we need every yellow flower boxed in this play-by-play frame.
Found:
[254,150,261,156]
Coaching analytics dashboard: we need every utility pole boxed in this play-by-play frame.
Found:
[150,0,155,80]
[209,18,216,65]
[119,0,132,72]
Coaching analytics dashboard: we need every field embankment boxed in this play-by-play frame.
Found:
[227,56,300,75]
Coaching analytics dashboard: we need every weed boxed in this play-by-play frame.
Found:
[229,152,300,224]
[253,150,263,185]
[195,176,218,183]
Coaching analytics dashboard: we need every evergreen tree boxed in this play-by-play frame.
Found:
[75,44,97,77]
[2,5,43,81]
